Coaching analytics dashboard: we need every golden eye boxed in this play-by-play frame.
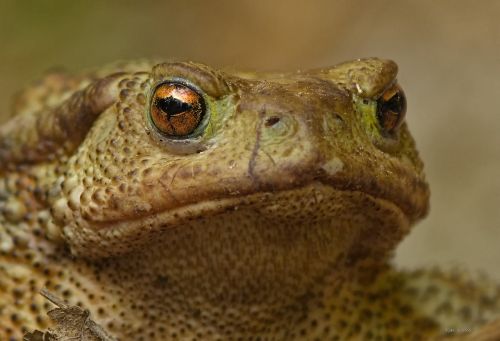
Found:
[150,82,206,137]
[376,84,406,135]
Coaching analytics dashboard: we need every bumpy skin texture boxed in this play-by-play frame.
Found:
[0,59,499,340]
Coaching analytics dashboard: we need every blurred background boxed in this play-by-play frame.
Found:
[0,1,498,279]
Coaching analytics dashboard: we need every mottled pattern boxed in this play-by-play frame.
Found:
[0,59,498,340]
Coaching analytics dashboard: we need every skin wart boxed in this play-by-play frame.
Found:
[0,58,499,340]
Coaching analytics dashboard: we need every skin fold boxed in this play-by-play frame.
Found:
[0,58,498,340]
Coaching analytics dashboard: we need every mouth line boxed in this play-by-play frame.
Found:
[318,176,429,223]
[89,179,425,234]
[74,180,425,259]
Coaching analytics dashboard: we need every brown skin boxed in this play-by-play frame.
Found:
[0,58,499,340]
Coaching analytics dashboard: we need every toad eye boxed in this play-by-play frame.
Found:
[150,82,206,138]
[376,84,406,135]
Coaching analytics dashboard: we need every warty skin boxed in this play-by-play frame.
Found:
[0,58,499,340]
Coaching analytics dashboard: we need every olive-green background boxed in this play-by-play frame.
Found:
[0,1,499,279]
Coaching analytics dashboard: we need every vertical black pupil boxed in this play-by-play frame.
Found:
[157,97,192,118]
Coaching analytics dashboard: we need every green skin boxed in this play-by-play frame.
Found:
[0,58,499,340]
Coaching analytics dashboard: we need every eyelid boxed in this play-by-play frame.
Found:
[381,85,399,101]
[152,62,231,98]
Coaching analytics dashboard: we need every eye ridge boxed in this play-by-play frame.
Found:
[157,96,193,118]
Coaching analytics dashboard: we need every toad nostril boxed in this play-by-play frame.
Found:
[332,112,344,123]
[265,116,281,127]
